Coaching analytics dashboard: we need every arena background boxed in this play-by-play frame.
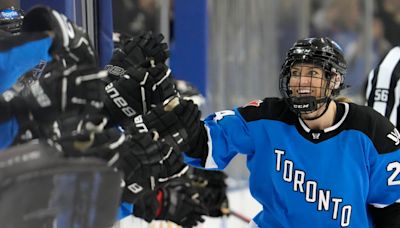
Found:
[2,0,399,227]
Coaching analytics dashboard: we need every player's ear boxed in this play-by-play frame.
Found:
[330,73,341,90]
[334,74,342,89]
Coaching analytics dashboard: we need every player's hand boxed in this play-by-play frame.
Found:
[118,127,188,203]
[189,168,229,217]
[23,65,106,123]
[103,63,177,124]
[141,98,202,153]
[79,125,182,204]
[157,178,207,227]
[48,113,111,155]
[105,31,169,79]
[50,121,161,203]
[132,191,159,222]
[22,6,97,66]
[7,65,107,143]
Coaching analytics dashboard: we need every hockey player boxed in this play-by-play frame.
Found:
[0,5,97,148]
[129,37,400,227]
[0,5,96,93]
[0,8,121,227]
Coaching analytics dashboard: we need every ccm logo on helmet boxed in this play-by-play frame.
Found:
[105,83,137,117]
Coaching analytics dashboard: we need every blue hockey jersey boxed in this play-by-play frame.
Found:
[0,33,53,149]
[0,33,52,93]
[185,98,400,227]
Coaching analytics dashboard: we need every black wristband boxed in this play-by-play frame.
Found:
[185,121,209,166]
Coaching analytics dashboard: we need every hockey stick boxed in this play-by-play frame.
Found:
[221,208,251,223]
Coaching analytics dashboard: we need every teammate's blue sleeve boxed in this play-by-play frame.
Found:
[183,154,203,167]
[117,202,134,220]
[0,35,53,93]
[0,118,19,150]
[367,145,400,208]
[0,34,54,148]
[185,108,254,170]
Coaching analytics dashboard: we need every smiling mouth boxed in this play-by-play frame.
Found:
[295,89,314,96]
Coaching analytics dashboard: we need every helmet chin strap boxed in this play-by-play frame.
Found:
[290,95,331,120]
[300,98,331,121]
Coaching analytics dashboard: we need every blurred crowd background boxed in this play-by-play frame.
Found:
[112,0,399,107]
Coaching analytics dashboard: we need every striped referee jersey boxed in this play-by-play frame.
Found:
[366,46,400,128]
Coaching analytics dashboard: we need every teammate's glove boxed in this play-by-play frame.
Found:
[103,63,177,123]
[189,168,229,217]
[74,125,183,204]
[51,121,160,203]
[157,178,207,227]
[105,31,168,79]
[23,65,105,122]
[47,113,110,155]
[22,6,97,66]
[5,65,107,143]
[132,191,160,222]
[118,128,188,203]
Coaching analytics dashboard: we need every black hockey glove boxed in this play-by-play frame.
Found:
[132,191,160,222]
[157,178,207,227]
[46,113,110,155]
[51,122,160,203]
[22,6,97,66]
[189,168,229,217]
[6,65,107,144]
[23,65,106,122]
[105,31,168,79]
[140,98,202,153]
[76,125,183,204]
[103,63,177,123]
[118,128,189,204]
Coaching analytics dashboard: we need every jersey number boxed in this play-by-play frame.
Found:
[213,110,235,121]
[387,162,400,186]
[374,89,389,102]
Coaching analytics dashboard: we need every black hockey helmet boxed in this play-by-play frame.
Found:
[279,37,347,115]
[0,7,24,34]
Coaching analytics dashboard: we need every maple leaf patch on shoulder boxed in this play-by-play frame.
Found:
[243,99,263,107]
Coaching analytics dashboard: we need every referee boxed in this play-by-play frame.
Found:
[366,46,400,127]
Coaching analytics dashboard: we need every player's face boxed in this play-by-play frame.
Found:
[289,64,328,98]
